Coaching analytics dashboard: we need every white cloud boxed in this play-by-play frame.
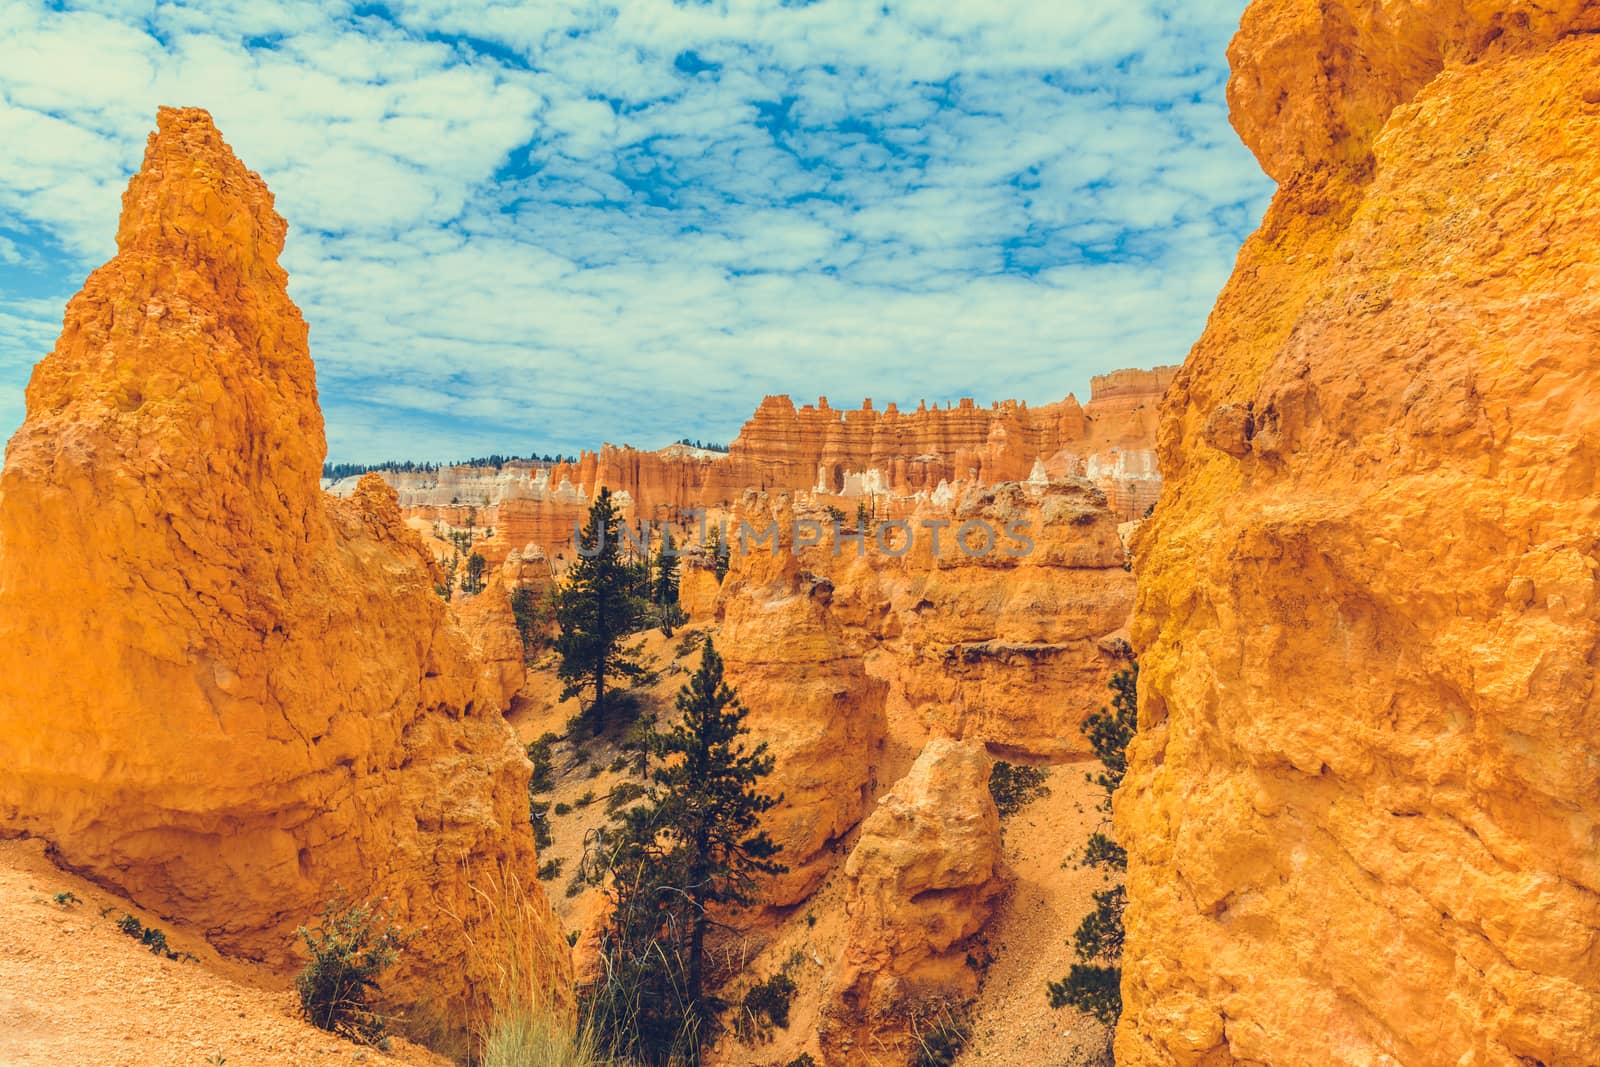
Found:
[0,0,1272,461]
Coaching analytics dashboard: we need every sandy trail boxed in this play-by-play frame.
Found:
[957,762,1115,1066]
[0,838,448,1067]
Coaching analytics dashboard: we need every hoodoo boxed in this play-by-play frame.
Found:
[0,108,571,1046]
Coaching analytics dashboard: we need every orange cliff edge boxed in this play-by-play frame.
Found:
[1119,1,1600,1064]
[0,107,572,1054]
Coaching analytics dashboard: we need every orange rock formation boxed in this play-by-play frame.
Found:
[334,368,1174,563]
[716,503,890,906]
[706,480,1135,764]
[1120,4,1600,1064]
[544,376,1172,523]
[819,737,1004,1063]
[0,108,570,1049]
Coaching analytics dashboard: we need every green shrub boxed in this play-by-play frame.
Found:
[784,1055,819,1067]
[538,858,565,882]
[530,799,553,851]
[574,790,596,808]
[116,913,173,957]
[604,781,647,814]
[527,733,560,794]
[988,761,1051,817]
[673,629,705,659]
[554,802,573,816]
[294,892,408,1044]
[736,970,798,1040]
[53,891,81,908]
[1050,663,1137,1027]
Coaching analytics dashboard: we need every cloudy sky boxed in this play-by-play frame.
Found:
[0,0,1271,463]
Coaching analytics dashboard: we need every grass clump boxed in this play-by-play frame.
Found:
[480,1003,606,1067]
[466,867,605,1067]
[911,1005,971,1067]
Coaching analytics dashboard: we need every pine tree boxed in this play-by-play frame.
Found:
[707,526,730,583]
[509,586,551,659]
[1048,660,1137,1026]
[656,639,785,1016]
[555,488,647,733]
[653,530,682,636]
[463,551,488,595]
[435,554,459,602]
[581,638,785,1065]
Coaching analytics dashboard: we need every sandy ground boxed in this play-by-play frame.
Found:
[957,764,1115,1066]
[0,838,449,1067]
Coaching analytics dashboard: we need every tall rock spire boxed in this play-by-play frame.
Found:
[0,107,571,1049]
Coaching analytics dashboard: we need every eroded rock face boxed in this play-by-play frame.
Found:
[716,482,1134,763]
[868,482,1135,760]
[1120,6,1600,1064]
[0,108,570,1048]
[820,737,1004,1063]
[717,505,889,906]
[451,574,529,711]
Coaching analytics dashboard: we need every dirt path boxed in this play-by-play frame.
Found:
[0,838,448,1067]
[958,763,1115,1066]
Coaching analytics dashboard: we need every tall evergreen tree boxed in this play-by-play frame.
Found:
[463,551,487,595]
[706,525,731,583]
[555,488,647,733]
[581,638,785,1065]
[1048,660,1138,1026]
[655,639,784,1015]
[652,529,682,636]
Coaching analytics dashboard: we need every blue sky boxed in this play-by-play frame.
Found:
[0,0,1271,463]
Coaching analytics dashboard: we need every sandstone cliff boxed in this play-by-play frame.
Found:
[711,481,1134,767]
[0,108,570,1050]
[1120,4,1600,1064]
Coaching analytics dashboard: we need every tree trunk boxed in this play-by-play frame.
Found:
[687,906,706,1058]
